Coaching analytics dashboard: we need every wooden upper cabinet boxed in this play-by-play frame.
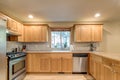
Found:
[80,25,91,42]
[24,26,33,42]
[74,25,92,42]
[24,25,48,42]
[40,26,48,42]
[17,23,24,42]
[7,18,18,32]
[74,26,81,42]
[92,25,102,42]
[74,24,103,42]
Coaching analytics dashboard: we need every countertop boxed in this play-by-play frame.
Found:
[26,50,120,61]
[91,52,120,61]
[26,50,92,53]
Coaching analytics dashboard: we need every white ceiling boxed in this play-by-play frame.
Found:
[0,0,120,23]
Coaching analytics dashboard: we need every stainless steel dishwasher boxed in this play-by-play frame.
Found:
[73,53,88,74]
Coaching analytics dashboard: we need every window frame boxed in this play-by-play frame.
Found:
[50,30,71,50]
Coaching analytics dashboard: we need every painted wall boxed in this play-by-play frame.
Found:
[98,21,120,53]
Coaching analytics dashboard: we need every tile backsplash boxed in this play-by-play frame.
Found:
[7,41,100,52]
[24,42,99,51]
[25,43,51,51]
[7,41,23,52]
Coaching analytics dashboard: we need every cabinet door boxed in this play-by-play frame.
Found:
[51,54,61,72]
[39,56,51,72]
[89,54,104,80]
[12,20,17,31]
[32,26,41,42]
[99,63,104,80]
[104,65,114,80]
[74,26,81,42]
[95,62,104,80]
[7,18,17,31]
[113,65,120,80]
[24,26,33,42]
[92,25,102,42]
[39,26,48,42]
[61,54,72,72]
[80,25,92,42]
[74,25,92,42]
[7,18,12,29]
[114,72,120,80]
[89,56,94,75]
[26,54,40,72]
[18,23,24,42]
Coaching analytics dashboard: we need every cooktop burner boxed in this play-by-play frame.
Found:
[6,52,26,59]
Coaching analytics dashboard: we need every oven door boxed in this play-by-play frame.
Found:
[9,57,26,80]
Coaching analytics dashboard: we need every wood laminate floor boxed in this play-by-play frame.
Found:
[23,74,94,80]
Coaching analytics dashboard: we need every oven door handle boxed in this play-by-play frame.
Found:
[10,57,25,65]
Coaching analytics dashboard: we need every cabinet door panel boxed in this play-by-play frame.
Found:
[61,54,72,72]
[80,25,92,42]
[39,57,51,72]
[24,26,33,42]
[115,73,120,80]
[51,57,61,72]
[89,58,94,75]
[92,25,102,42]
[61,58,72,72]
[18,23,24,42]
[32,26,41,42]
[104,65,114,80]
[74,26,81,42]
[39,26,48,42]
[7,18,18,31]
[26,54,40,72]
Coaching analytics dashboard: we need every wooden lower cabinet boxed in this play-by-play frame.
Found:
[89,54,106,80]
[26,54,51,72]
[51,54,61,72]
[103,65,114,80]
[26,53,72,73]
[61,54,73,72]
[113,65,120,80]
[26,54,40,72]
[39,57,51,72]
[114,72,120,80]
[89,54,120,80]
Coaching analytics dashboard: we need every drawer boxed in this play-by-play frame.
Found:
[112,60,120,67]
[90,54,102,62]
[113,66,120,73]
[61,53,72,58]
[102,57,113,66]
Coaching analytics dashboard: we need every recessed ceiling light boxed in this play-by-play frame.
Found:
[28,14,33,19]
[94,13,101,18]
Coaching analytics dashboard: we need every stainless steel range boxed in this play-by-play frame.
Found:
[7,52,26,80]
